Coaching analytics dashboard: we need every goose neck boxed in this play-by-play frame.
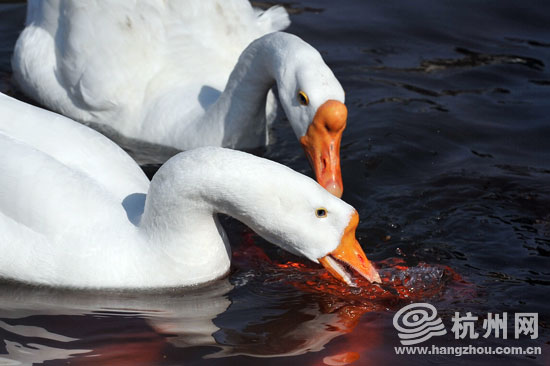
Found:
[197,37,283,148]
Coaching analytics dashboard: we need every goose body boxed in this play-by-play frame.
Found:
[12,0,347,196]
[0,94,379,289]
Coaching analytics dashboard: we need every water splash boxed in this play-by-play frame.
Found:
[230,241,469,365]
[231,240,463,308]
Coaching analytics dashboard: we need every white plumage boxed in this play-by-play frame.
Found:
[12,0,344,150]
[0,93,356,289]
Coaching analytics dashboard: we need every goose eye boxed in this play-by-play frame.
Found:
[297,91,309,106]
[315,208,328,218]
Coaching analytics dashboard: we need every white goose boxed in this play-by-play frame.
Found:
[0,93,379,289]
[12,0,347,197]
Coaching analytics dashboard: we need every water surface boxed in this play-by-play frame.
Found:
[0,1,549,365]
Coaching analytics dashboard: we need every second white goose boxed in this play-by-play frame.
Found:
[12,0,347,196]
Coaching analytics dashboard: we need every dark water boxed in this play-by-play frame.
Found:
[1,1,549,365]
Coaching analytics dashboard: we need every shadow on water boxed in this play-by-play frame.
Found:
[0,0,549,365]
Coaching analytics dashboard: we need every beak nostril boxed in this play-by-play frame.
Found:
[324,122,341,134]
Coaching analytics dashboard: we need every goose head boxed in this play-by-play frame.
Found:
[270,33,347,198]
[236,165,381,286]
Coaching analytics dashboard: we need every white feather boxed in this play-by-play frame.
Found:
[0,93,355,289]
[12,0,344,150]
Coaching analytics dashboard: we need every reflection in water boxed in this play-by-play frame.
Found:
[212,239,461,362]
[0,241,456,365]
[1,341,88,366]
[0,280,232,365]
[0,320,88,365]
[0,278,371,365]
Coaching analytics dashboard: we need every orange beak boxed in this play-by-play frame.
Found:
[319,211,381,286]
[300,100,347,197]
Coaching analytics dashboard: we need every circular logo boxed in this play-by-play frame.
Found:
[393,303,447,345]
